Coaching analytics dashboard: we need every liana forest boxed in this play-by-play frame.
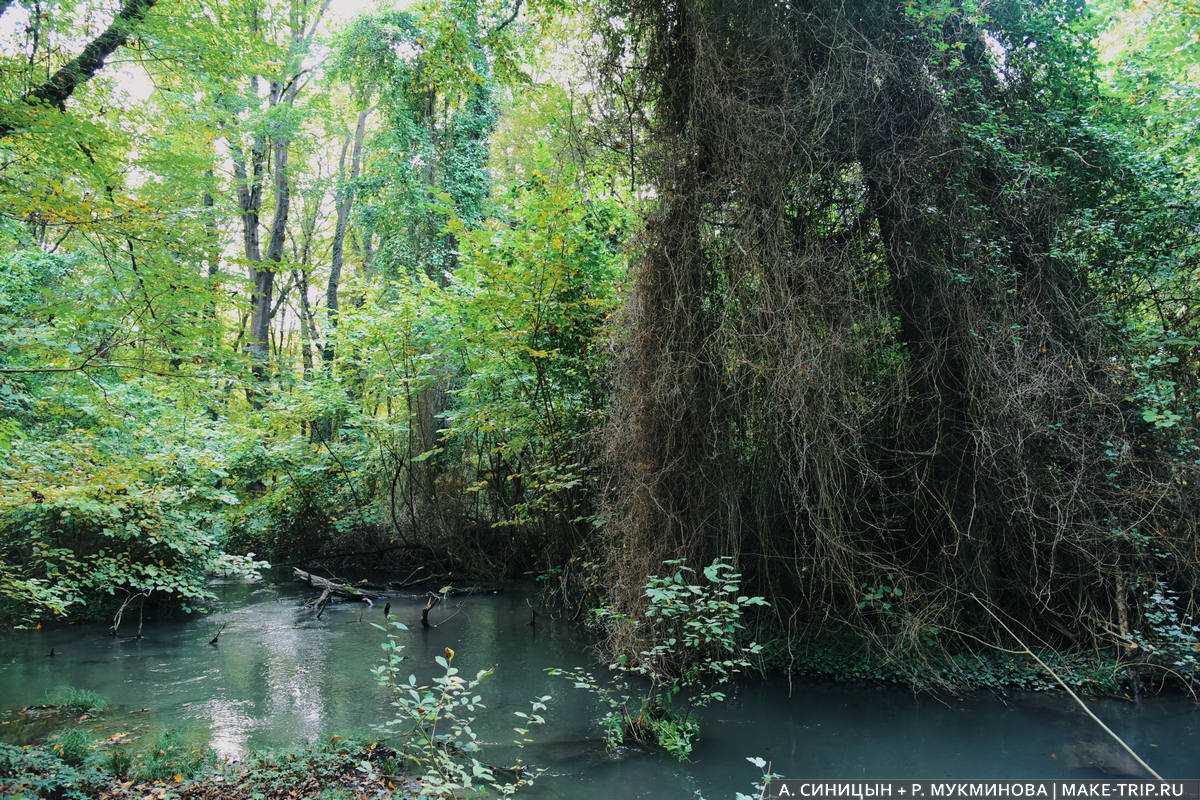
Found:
[0,0,1198,794]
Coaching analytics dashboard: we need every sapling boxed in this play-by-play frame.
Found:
[549,557,767,760]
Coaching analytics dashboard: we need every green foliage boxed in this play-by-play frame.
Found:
[0,418,266,624]
[0,234,265,625]
[193,738,412,799]
[0,0,1194,711]
[226,433,375,561]
[550,558,767,760]
[0,733,408,799]
[1130,582,1200,679]
[45,730,95,769]
[440,177,627,530]
[131,729,210,783]
[104,747,132,779]
[335,1,501,281]
[0,740,110,800]
[373,621,550,797]
[40,687,108,717]
[1098,0,1200,178]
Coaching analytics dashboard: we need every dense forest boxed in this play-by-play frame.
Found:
[1,0,1198,704]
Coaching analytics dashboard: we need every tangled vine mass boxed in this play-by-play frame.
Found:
[601,0,1200,679]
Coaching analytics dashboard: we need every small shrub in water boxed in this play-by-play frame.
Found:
[550,556,767,761]
[373,622,552,798]
[106,746,133,778]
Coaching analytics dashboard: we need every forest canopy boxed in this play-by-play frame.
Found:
[0,0,1196,690]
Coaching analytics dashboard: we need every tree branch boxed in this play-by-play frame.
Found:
[490,0,524,34]
[0,0,159,137]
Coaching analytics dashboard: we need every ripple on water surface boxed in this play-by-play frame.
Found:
[1,579,1198,798]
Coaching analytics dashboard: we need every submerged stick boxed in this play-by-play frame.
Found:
[111,589,149,637]
[971,594,1163,780]
[314,588,332,619]
[421,593,440,628]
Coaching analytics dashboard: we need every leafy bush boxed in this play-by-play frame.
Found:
[225,434,376,563]
[0,734,401,799]
[0,413,265,626]
[46,729,95,768]
[550,557,767,760]
[0,476,263,626]
[0,741,110,799]
[439,178,627,532]
[373,621,550,797]
[1130,581,1199,681]
[105,747,132,778]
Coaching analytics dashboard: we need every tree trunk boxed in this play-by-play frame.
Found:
[324,108,369,371]
[248,100,291,386]
[296,270,314,379]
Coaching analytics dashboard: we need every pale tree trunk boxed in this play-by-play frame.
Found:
[202,169,219,281]
[297,270,314,379]
[202,165,223,349]
[324,108,370,371]
[238,0,331,403]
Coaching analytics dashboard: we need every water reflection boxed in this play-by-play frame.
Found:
[0,579,1197,799]
[261,620,327,745]
[196,697,258,760]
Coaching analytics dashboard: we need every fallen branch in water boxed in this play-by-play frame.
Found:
[293,568,382,602]
[971,594,1163,781]
[111,589,149,638]
[312,588,332,619]
[393,585,501,601]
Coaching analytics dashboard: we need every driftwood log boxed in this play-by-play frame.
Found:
[293,568,382,603]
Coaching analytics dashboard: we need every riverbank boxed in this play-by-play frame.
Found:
[1,733,419,799]
[773,634,1147,697]
[1,579,1197,795]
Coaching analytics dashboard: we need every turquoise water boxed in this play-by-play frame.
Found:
[1,577,1197,797]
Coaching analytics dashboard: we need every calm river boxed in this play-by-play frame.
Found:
[1,577,1196,797]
